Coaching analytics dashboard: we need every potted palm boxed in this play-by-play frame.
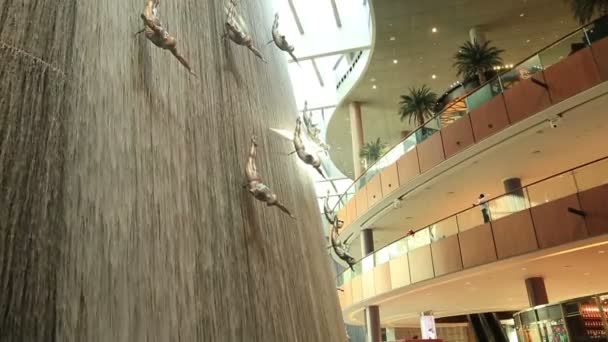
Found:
[398,85,438,142]
[565,0,608,24]
[453,40,504,84]
[359,138,387,170]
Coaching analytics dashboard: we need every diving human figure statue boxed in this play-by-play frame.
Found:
[138,0,196,75]
[324,190,344,228]
[330,225,356,270]
[245,136,295,219]
[223,0,267,62]
[267,13,299,65]
[293,118,325,178]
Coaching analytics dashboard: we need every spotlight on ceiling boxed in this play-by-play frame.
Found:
[372,84,377,89]
[390,36,396,41]
[431,74,437,79]
[393,59,398,64]
[431,27,438,33]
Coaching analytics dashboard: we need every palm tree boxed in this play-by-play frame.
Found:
[565,0,608,24]
[359,138,387,167]
[398,85,438,128]
[453,40,504,84]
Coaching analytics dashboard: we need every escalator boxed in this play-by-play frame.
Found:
[468,313,509,342]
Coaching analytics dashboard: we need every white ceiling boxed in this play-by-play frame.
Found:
[326,0,579,178]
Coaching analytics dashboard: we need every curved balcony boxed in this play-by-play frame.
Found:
[331,17,608,251]
[337,156,608,322]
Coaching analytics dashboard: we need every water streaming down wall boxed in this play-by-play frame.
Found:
[0,1,346,341]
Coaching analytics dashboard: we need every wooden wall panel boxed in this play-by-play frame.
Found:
[397,148,421,185]
[459,224,497,268]
[469,95,510,142]
[492,210,539,259]
[408,246,434,283]
[530,194,588,248]
[503,75,552,124]
[591,36,608,81]
[431,235,463,276]
[366,175,384,209]
[361,271,376,299]
[351,276,363,304]
[355,186,369,218]
[380,163,400,197]
[544,47,601,103]
[373,263,392,296]
[346,198,357,227]
[440,115,475,158]
[417,133,446,173]
[578,184,608,236]
[389,255,412,289]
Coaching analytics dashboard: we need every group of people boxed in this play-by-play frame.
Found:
[137,0,299,75]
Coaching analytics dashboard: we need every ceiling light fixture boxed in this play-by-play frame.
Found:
[371,77,376,82]
[432,27,438,33]
[599,250,605,254]
[520,13,525,17]
[465,282,471,285]
[393,59,398,64]
[432,74,437,79]
[584,272,591,276]
[390,36,396,41]
[372,85,377,89]
[521,267,527,271]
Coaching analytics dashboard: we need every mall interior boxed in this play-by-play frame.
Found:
[2,0,608,341]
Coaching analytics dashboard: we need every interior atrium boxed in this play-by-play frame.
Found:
[2,0,608,341]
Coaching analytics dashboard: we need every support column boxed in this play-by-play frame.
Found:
[469,26,487,44]
[525,277,549,307]
[365,306,382,342]
[361,228,374,256]
[503,177,526,212]
[349,101,365,178]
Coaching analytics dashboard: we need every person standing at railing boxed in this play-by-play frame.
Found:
[474,194,490,223]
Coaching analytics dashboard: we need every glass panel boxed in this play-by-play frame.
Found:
[457,206,487,232]
[430,216,458,241]
[500,54,544,91]
[539,29,589,69]
[362,254,375,272]
[375,246,391,266]
[388,238,408,259]
[489,190,530,220]
[573,158,608,191]
[527,172,578,208]
[465,78,502,112]
[416,117,441,144]
[407,227,431,250]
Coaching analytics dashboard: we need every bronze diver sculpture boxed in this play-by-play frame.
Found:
[244,136,295,219]
[292,117,325,178]
[223,0,267,63]
[330,225,356,271]
[267,13,299,65]
[137,0,196,76]
[324,190,344,228]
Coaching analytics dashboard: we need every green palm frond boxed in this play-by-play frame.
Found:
[453,40,504,83]
[398,85,438,127]
[359,138,387,165]
[564,0,608,24]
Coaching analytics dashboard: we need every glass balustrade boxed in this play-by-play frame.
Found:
[336,156,608,287]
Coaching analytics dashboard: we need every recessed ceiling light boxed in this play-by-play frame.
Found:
[370,77,376,82]
[520,13,525,17]
[599,250,605,254]
[526,39,531,43]
[432,74,437,79]
[521,267,527,271]
[393,59,398,64]
[390,36,396,41]
[432,27,438,33]
[372,85,377,89]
